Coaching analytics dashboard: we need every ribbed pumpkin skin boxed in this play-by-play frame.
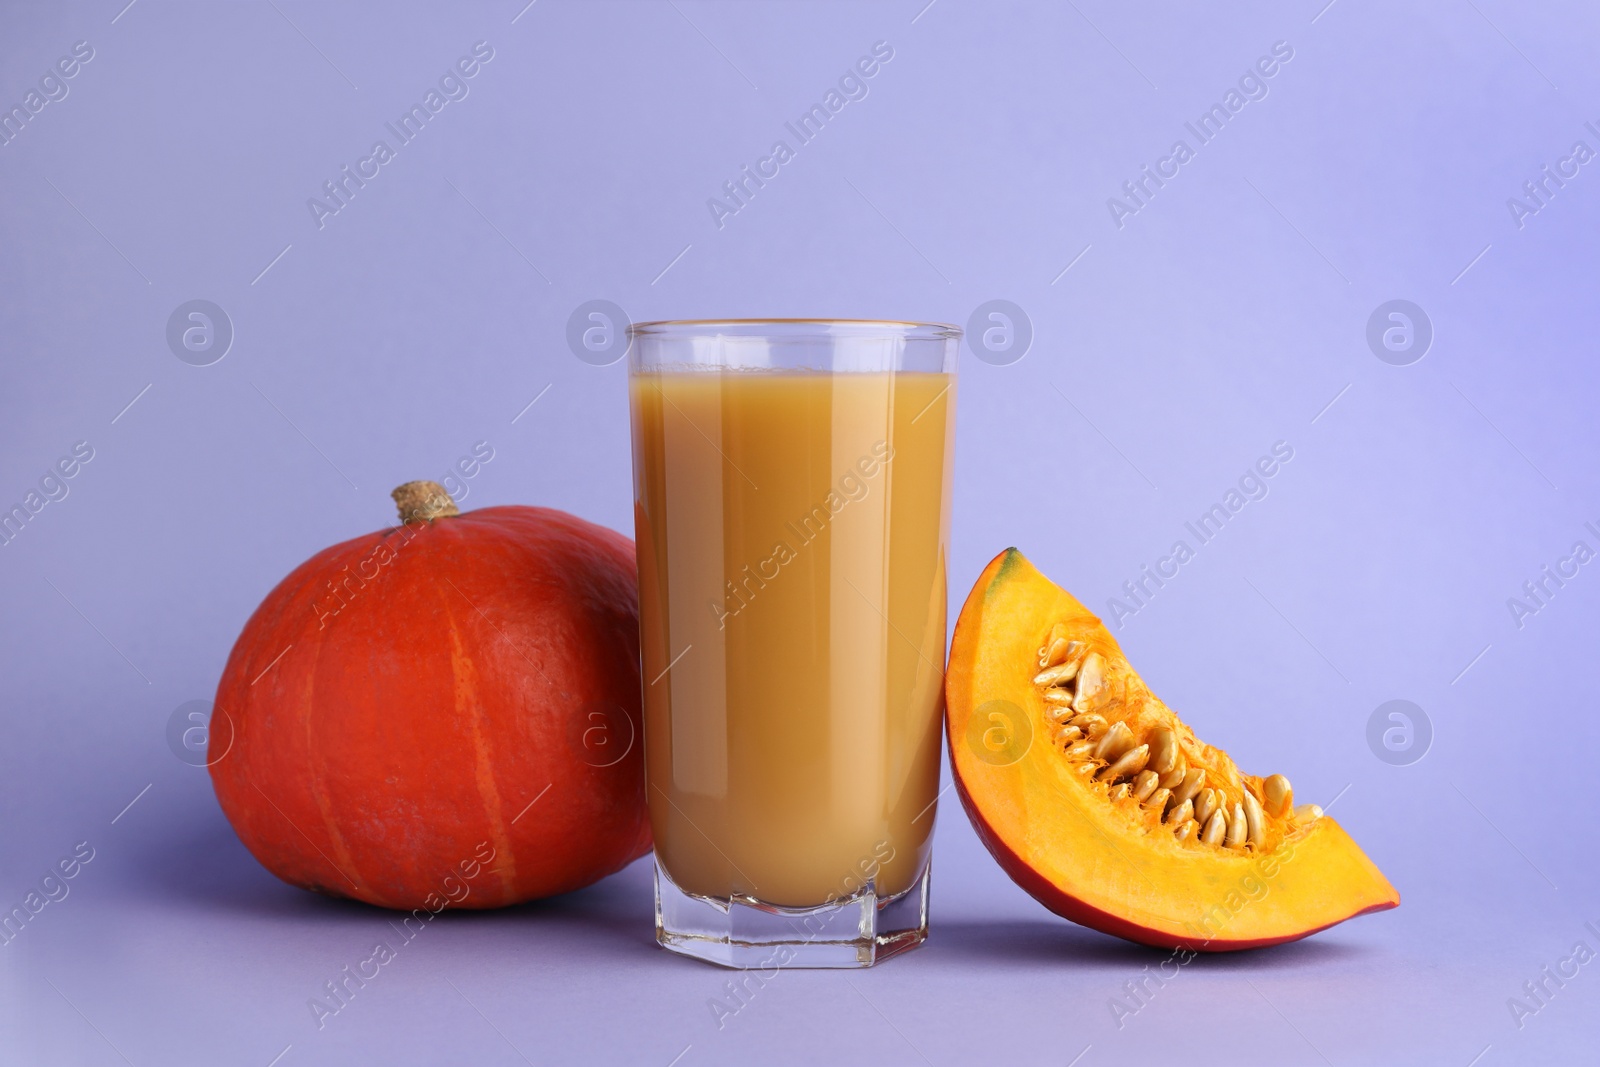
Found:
[210,506,651,909]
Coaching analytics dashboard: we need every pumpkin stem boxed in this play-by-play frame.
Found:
[391,481,460,524]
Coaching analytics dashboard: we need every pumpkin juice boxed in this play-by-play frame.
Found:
[630,370,954,909]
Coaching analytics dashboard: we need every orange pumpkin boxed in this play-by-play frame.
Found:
[210,482,650,910]
[947,549,1398,950]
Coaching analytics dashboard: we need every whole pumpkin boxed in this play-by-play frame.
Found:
[210,481,650,909]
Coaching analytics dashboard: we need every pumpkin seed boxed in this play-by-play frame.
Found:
[1072,652,1106,711]
[1073,712,1108,739]
[1093,721,1135,762]
[1264,774,1293,819]
[1038,637,1078,669]
[1096,744,1149,782]
[1052,725,1083,746]
[1224,803,1247,848]
[1242,791,1265,848]
[1148,727,1178,776]
[1165,797,1193,826]
[1033,661,1080,687]
[1171,768,1205,807]
[1158,751,1187,791]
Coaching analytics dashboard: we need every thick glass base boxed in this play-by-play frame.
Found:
[653,857,930,969]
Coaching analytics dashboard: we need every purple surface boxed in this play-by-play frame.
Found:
[2,1,1597,1064]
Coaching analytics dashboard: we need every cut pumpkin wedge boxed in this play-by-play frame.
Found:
[946,548,1399,951]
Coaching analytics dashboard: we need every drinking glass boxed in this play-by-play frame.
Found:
[627,319,959,968]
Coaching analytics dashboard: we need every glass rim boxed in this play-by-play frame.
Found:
[628,318,960,340]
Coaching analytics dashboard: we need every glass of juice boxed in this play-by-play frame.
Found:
[627,319,959,968]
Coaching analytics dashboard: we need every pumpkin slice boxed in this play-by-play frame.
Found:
[947,548,1398,951]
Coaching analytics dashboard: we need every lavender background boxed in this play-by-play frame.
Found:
[2,1,1597,1064]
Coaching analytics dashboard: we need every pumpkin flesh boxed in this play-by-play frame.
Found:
[947,548,1398,950]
